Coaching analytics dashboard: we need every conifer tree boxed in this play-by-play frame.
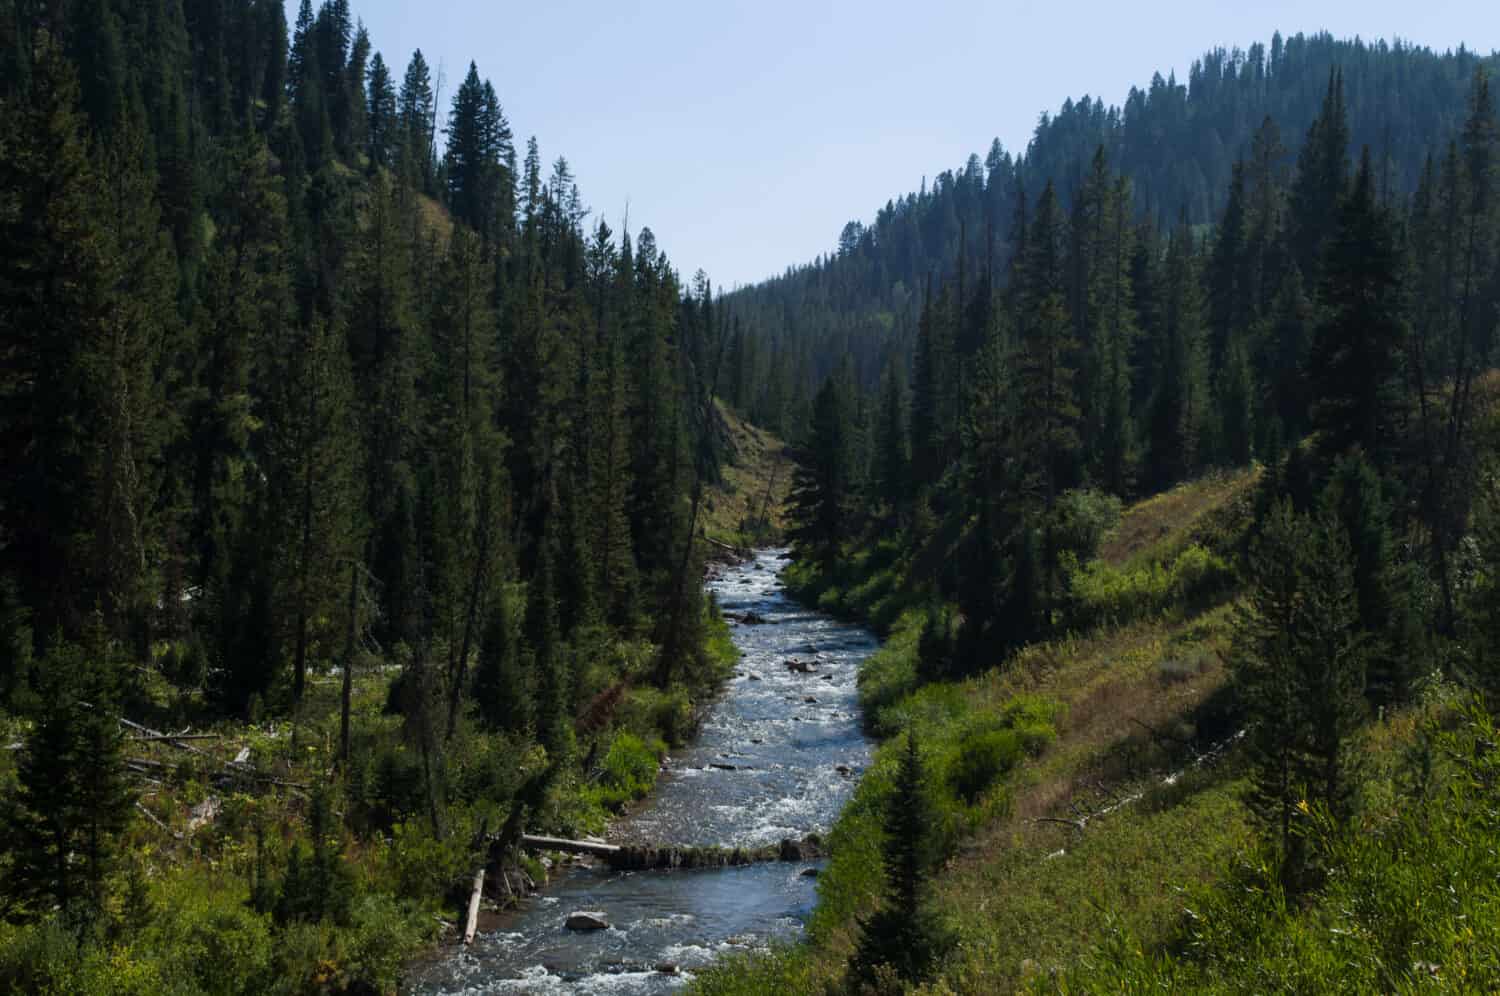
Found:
[397,49,435,192]
[1308,149,1405,468]
[1233,501,1365,886]
[0,40,115,646]
[850,730,943,988]
[366,51,396,169]
[1145,216,1207,490]
[872,360,911,523]
[788,374,858,569]
[3,632,135,927]
[1288,70,1351,289]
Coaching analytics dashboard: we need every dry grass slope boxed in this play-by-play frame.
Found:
[701,401,791,548]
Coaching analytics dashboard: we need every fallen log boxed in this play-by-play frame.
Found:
[518,834,621,858]
[117,717,210,755]
[135,801,183,840]
[463,869,485,945]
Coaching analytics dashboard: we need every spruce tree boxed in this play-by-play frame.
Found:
[3,632,135,928]
[850,730,943,988]
[1308,149,1405,469]
[788,374,858,569]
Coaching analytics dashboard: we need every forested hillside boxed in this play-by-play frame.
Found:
[0,1,742,990]
[722,33,1500,417]
[695,34,1500,996]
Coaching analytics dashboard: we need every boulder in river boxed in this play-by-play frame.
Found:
[708,762,737,771]
[565,911,610,930]
[747,674,762,681]
[785,659,815,674]
[836,764,853,777]
[800,867,820,878]
[739,611,768,625]
[804,696,818,703]
[656,963,680,975]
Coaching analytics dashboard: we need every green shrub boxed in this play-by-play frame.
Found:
[947,728,1023,803]
[584,731,665,811]
[1054,489,1124,563]
[1068,544,1234,630]
[619,686,695,746]
[143,882,274,995]
[387,814,473,906]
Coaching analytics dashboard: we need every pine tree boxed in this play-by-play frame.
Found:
[261,312,363,705]
[1308,149,1405,468]
[1218,330,1255,467]
[1288,69,1351,289]
[850,730,943,988]
[872,360,911,523]
[3,632,135,927]
[1322,454,1415,704]
[397,49,435,193]
[1232,502,1314,880]
[1145,216,1207,490]
[0,40,115,646]
[1232,501,1365,886]
[366,51,396,169]
[788,374,858,569]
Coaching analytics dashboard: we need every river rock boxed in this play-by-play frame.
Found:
[785,659,815,674]
[778,837,806,861]
[836,764,852,777]
[565,911,610,930]
[800,867,820,878]
[739,611,768,625]
[747,674,762,681]
[656,963,680,975]
[708,762,737,771]
[804,696,818,703]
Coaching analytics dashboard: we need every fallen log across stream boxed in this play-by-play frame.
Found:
[517,832,824,871]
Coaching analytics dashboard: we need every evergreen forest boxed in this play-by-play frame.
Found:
[4,2,1500,993]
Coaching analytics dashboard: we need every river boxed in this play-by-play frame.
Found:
[405,548,878,994]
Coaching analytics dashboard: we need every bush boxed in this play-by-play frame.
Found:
[618,686,695,746]
[144,883,274,995]
[1068,544,1234,629]
[387,815,473,907]
[1054,489,1124,563]
[947,728,1023,803]
[1002,694,1063,755]
[584,732,665,811]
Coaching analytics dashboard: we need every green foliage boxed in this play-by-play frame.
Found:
[1059,705,1500,993]
[581,731,666,812]
[1067,543,1235,628]
[385,815,475,908]
[3,635,135,928]
[945,727,1022,804]
[1051,489,1124,564]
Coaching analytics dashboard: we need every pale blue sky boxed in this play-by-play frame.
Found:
[306,1,1499,289]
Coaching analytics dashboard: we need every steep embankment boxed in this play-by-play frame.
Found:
[702,401,792,551]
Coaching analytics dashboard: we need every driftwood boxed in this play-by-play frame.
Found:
[463,868,485,945]
[130,733,221,743]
